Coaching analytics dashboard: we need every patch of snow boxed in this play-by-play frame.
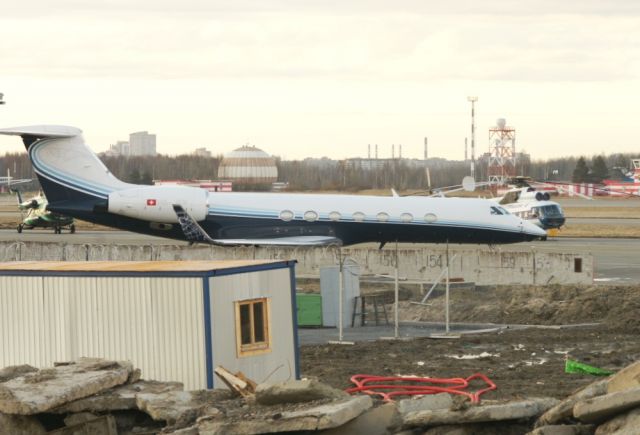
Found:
[445,352,499,360]
[525,358,548,366]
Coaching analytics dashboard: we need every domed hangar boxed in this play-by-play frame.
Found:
[217,145,278,190]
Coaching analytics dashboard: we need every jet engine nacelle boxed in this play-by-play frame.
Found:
[108,186,208,223]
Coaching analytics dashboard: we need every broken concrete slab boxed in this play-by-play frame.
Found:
[136,390,226,426]
[527,424,596,435]
[0,365,37,383]
[398,393,454,415]
[403,398,559,428]
[198,395,373,434]
[0,413,47,435]
[319,402,401,435]
[0,358,133,415]
[536,379,608,426]
[54,380,184,413]
[594,407,640,435]
[573,387,640,423]
[607,360,640,394]
[255,379,349,406]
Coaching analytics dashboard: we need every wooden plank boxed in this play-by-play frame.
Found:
[214,366,256,397]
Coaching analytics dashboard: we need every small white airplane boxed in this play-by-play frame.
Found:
[0,125,546,246]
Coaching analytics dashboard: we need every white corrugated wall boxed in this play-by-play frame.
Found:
[0,275,206,389]
[210,268,296,387]
[0,276,50,367]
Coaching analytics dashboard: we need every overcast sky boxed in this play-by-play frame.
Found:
[1,1,639,160]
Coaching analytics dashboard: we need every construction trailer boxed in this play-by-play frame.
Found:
[0,260,299,390]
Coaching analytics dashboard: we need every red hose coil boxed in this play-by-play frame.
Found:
[346,373,496,403]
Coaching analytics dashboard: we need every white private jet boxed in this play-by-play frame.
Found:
[0,125,546,246]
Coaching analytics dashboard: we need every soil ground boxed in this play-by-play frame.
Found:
[300,284,640,401]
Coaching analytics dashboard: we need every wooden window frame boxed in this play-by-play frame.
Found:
[234,298,272,358]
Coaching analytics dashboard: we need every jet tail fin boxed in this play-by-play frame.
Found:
[0,125,131,203]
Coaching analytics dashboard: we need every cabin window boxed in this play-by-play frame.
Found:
[329,211,341,221]
[352,212,365,222]
[400,213,413,223]
[424,213,437,223]
[304,210,319,222]
[376,212,390,222]
[279,210,294,222]
[490,206,503,215]
[235,298,271,357]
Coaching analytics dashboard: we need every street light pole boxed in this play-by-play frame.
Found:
[467,96,477,180]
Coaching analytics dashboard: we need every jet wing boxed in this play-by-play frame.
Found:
[210,236,342,247]
[172,205,342,247]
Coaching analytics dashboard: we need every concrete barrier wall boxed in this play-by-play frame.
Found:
[0,241,593,285]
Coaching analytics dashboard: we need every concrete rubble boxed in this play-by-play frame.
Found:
[529,357,640,435]
[5,358,640,434]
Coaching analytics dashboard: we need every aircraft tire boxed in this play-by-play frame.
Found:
[17,224,23,234]
[70,224,76,234]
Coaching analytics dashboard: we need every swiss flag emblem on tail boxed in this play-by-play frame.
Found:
[146,199,157,206]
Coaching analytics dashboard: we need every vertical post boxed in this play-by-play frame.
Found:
[445,241,450,333]
[465,137,468,161]
[338,248,344,342]
[394,240,399,339]
[467,96,478,180]
[424,137,428,160]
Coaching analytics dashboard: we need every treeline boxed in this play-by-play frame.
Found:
[1,151,637,192]
[99,154,222,184]
[276,159,470,191]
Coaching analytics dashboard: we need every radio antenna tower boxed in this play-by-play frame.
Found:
[488,118,516,185]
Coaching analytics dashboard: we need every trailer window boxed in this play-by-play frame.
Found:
[235,298,271,357]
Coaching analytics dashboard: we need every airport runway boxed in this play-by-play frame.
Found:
[0,230,637,284]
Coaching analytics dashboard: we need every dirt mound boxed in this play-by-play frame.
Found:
[399,284,640,330]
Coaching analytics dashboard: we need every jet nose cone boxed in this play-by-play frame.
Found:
[523,220,547,239]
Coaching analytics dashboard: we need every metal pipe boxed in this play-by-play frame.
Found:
[394,240,399,339]
[445,241,450,333]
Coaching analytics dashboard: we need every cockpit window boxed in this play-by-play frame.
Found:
[490,206,503,215]
[538,205,563,217]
